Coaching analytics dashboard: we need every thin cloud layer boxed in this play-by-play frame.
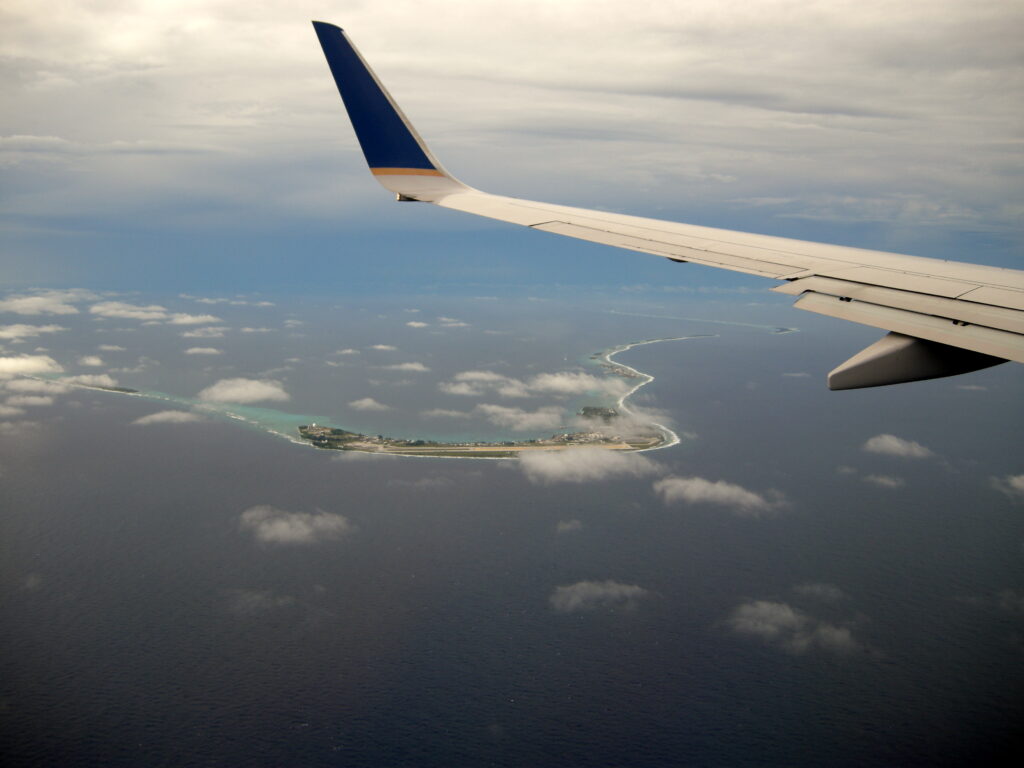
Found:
[0,324,68,342]
[89,301,220,326]
[475,404,563,431]
[439,369,628,399]
[239,505,353,545]
[726,600,861,654]
[863,474,906,489]
[654,476,785,516]
[198,378,289,403]
[184,347,223,355]
[862,434,934,459]
[349,397,391,411]
[550,580,650,613]
[519,447,661,484]
[990,473,1024,501]
[132,410,203,426]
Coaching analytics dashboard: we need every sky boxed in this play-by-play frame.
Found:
[2,4,1024,764]
[2,0,1022,293]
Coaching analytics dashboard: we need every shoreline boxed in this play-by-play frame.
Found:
[50,335,708,460]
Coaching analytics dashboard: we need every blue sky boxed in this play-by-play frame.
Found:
[2,0,1022,293]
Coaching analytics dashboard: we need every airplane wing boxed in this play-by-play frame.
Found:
[312,21,1024,389]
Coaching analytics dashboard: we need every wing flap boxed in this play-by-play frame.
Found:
[774,277,1024,335]
[795,292,1024,363]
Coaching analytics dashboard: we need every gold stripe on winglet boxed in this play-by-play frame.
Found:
[371,168,445,176]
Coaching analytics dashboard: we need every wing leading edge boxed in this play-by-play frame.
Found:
[312,21,1024,389]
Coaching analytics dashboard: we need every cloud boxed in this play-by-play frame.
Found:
[550,580,650,613]
[0,404,26,417]
[528,372,629,398]
[184,347,223,355]
[388,476,454,489]
[793,583,847,603]
[168,313,221,325]
[62,373,118,387]
[421,408,471,418]
[335,348,360,355]
[653,476,785,516]
[556,519,583,534]
[725,600,861,654]
[369,344,396,351]
[0,291,84,315]
[863,474,906,489]
[475,404,563,431]
[4,378,71,395]
[438,369,627,399]
[181,326,228,338]
[77,355,104,366]
[383,362,429,372]
[89,301,169,321]
[239,505,353,545]
[990,474,1024,501]
[519,447,661,484]
[0,324,68,342]
[198,378,289,403]
[349,397,390,411]
[89,301,219,326]
[132,410,203,425]
[406,321,429,328]
[5,395,54,407]
[0,354,64,379]
[97,344,126,351]
[862,434,934,459]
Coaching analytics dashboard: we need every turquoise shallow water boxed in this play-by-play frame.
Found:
[69,336,715,453]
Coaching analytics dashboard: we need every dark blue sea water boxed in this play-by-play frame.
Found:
[2,295,1022,766]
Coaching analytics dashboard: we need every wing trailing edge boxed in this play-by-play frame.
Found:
[312,22,1024,388]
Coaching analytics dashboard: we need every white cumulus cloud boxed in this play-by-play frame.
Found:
[0,290,84,315]
[863,474,906,489]
[519,447,661,484]
[62,373,118,387]
[239,505,353,545]
[6,394,54,407]
[653,476,785,516]
[77,355,104,367]
[383,362,429,372]
[862,434,934,459]
[406,321,429,328]
[0,354,64,379]
[89,301,169,321]
[4,378,70,395]
[726,600,861,654]
[475,404,564,431]
[184,347,223,355]
[349,397,391,411]
[132,410,203,425]
[0,324,68,342]
[550,580,650,612]
[198,378,289,403]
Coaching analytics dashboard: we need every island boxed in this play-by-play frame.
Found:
[298,408,665,458]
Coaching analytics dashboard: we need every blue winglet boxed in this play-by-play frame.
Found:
[313,21,455,187]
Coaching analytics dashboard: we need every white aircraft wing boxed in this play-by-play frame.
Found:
[312,21,1024,389]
